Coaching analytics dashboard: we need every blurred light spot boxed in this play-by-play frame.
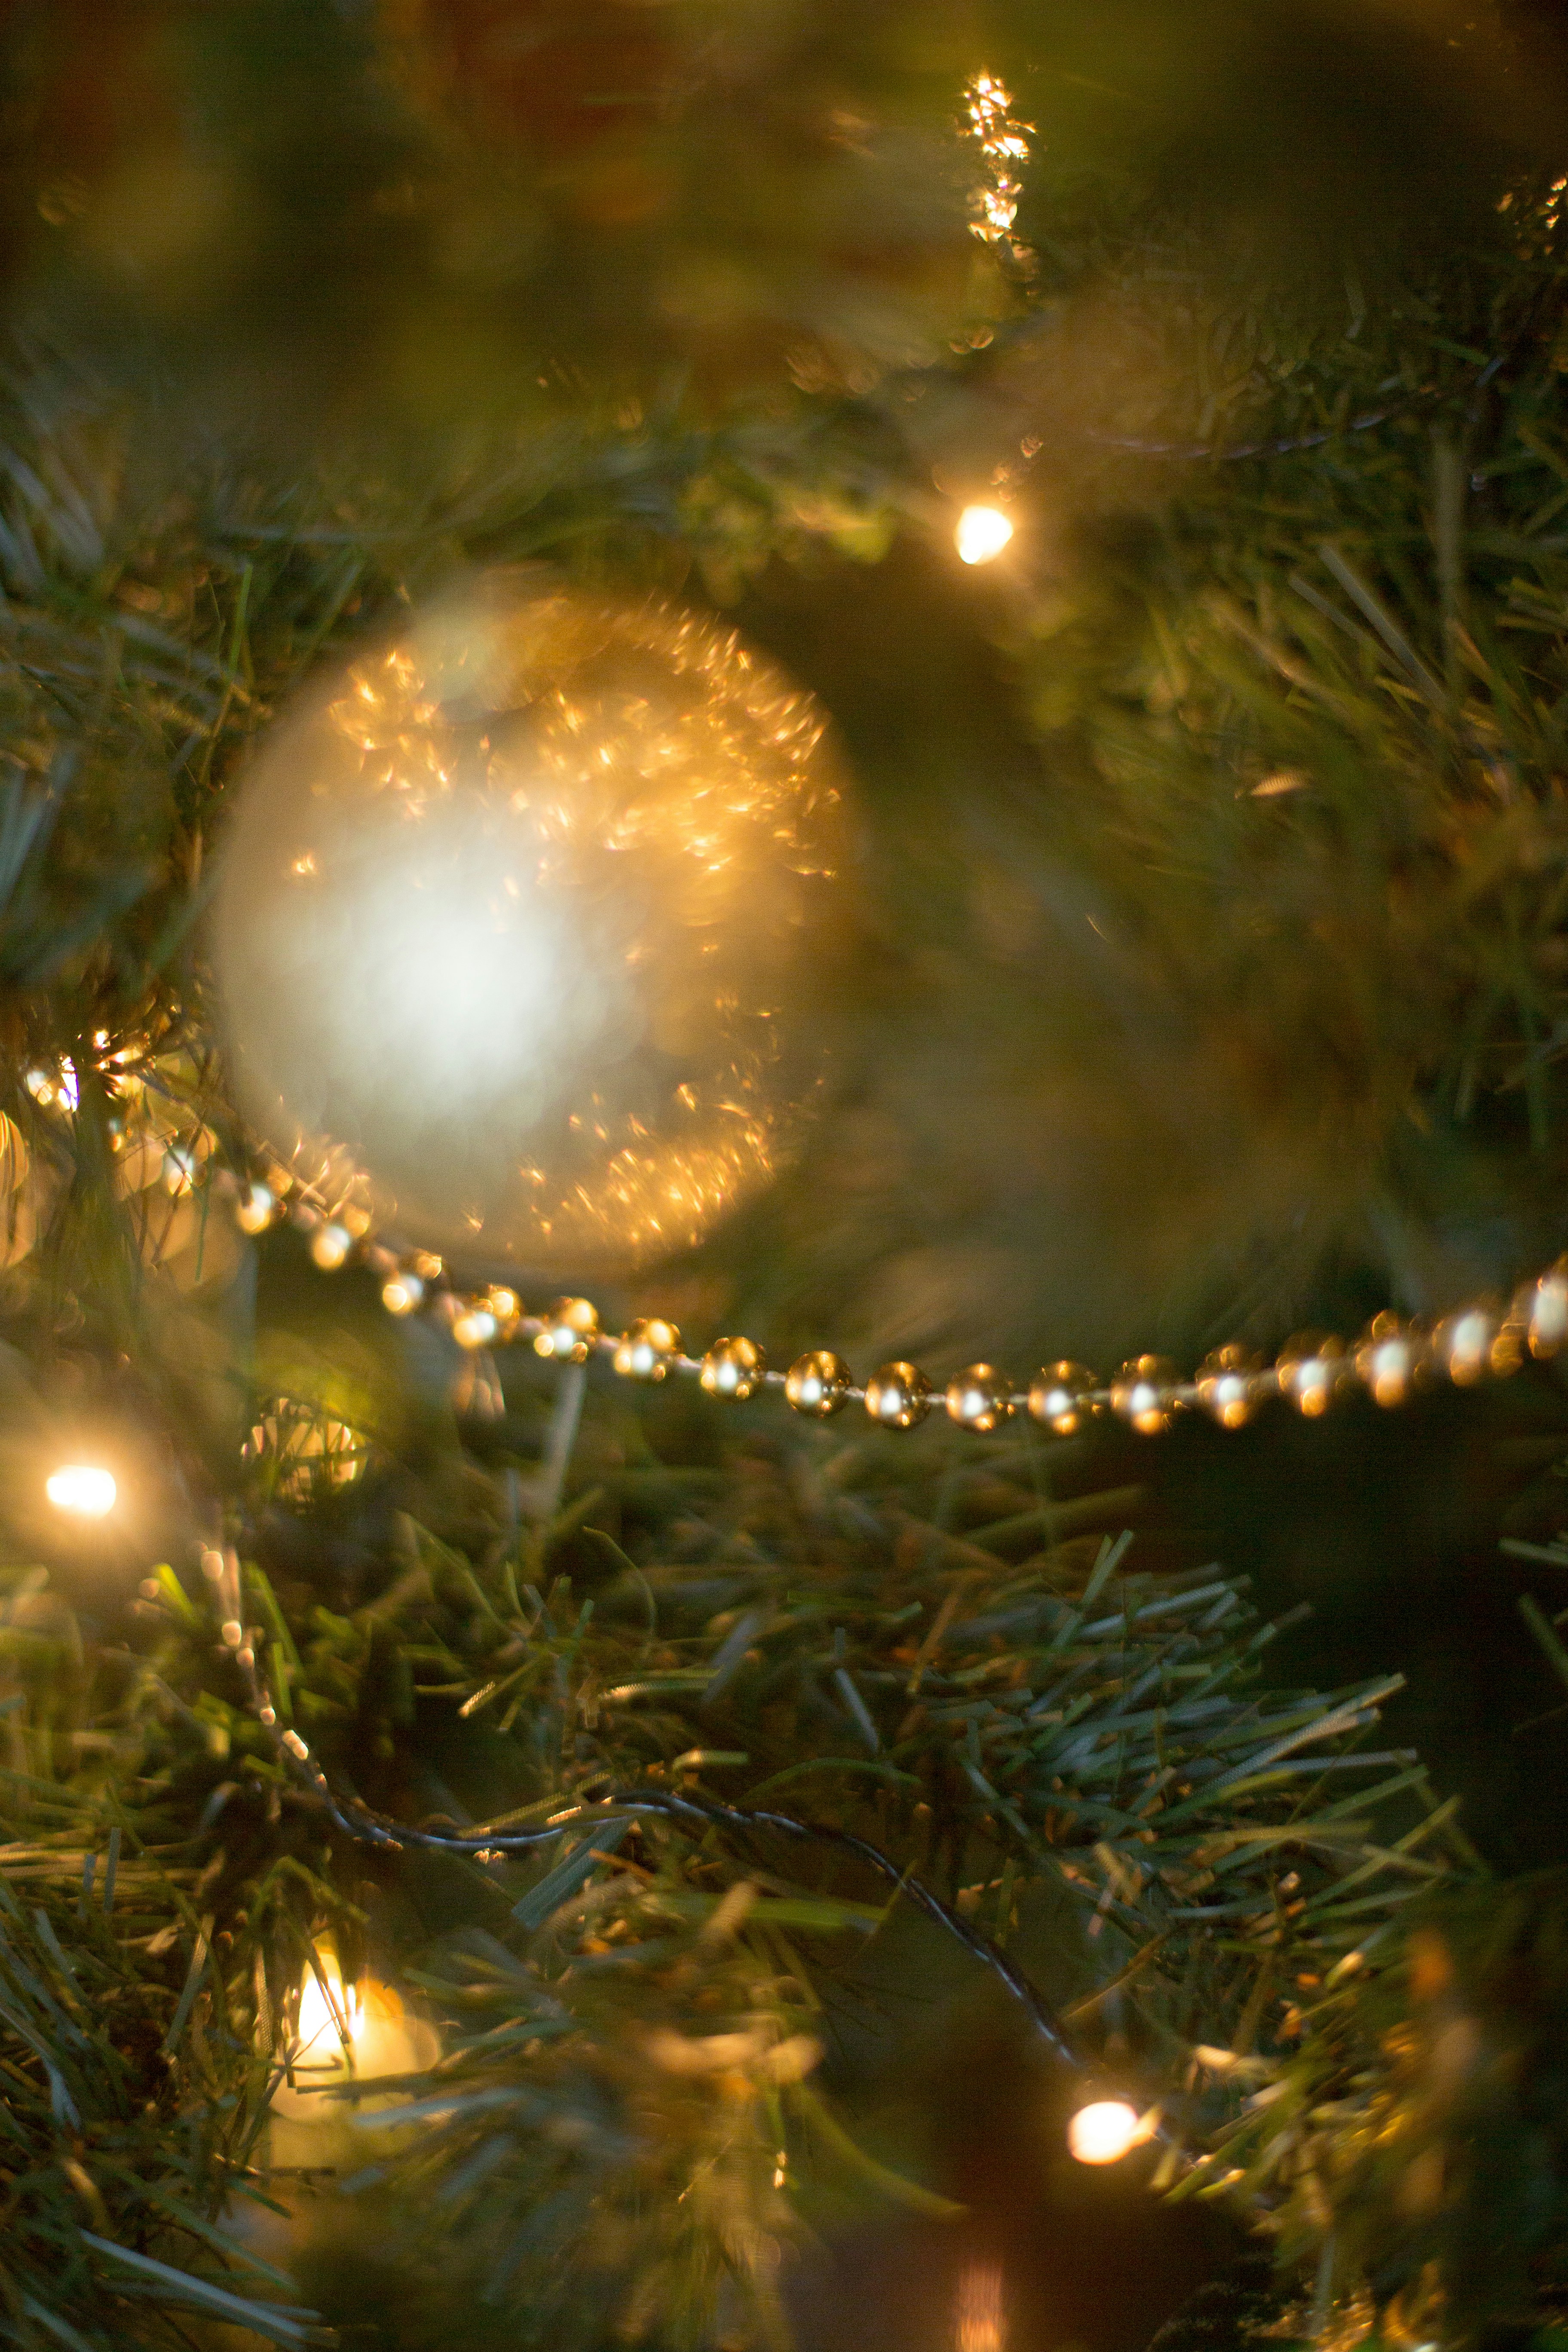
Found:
[1067,2098,1142,2165]
[954,2262,1006,2352]
[956,505,1014,565]
[47,1466,117,1519]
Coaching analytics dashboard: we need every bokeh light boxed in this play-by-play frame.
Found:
[955,504,1014,565]
[45,1465,117,1519]
[1066,2098,1142,2165]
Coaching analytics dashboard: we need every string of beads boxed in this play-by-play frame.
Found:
[224,1165,1568,1435]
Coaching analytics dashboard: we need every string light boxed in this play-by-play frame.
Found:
[1066,2098,1143,2165]
[46,1465,117,1518]
[955,504,1014,565]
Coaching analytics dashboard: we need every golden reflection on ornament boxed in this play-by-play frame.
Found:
[1111,1356,1176,1435]
[945,1363,1011,1431]
[25,1060,77,1114]
[865,1361,932,1429]
[46,1464,117,1519]
[955,505,1014,565]
[1277,1332,1347,1417]
[1196,1344,1261,1429]
[953,2261,1007,2352]
[1027,1361,1098,1435]
[1067,2098,1143,2165]
[614,1317,682,1380]
[212,576,848,1276]
[535,1296,599,1362]
[1355,1314,1421,1408]
[701,1335,766,1401]
[785,1349,852,1417]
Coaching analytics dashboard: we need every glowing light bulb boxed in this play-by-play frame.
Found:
[1067,2098,1142,2165]
[955,505,1014,565]
[296,1954,362,2059]
[310,1221,353,1271]
[46,1465,117,1519]
[382,1270,425,1315]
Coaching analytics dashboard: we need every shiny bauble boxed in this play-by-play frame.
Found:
[784,1350,853,1418]
[944,1363,1012,1432]
[701,1335,766,1401]
[864,1361,932,1430]
[1026,1361,1099,1436]
[614,1317,682,1381]
[213,576,848,1275]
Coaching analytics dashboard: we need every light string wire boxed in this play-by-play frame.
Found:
[222,1155,1568,1441]
[193,1536,1078,2071]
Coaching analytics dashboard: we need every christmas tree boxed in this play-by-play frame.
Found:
[4,6,1568,2349]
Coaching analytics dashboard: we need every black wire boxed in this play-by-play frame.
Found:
[285,1760,1080,2070]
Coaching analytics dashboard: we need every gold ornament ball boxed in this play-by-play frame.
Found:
[213,576,848,1276]
[784,1350,852,1417]
[614,1317,682,1381]
[1110,1356,1177,1435]
[945,1363,1012,1432]
[701,1335,766,1401]
[535,1296,600,1362]
[864,1361,932,1430]
[1027,1361,1098,1435]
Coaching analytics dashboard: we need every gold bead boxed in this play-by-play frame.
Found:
[485,1286,523,1341]
[865,1361,932,1430]
[235,1181,276,1236]
[1525,1258,1568,1359]
[1433,1301,1511,1384]
[1026,1362,1098,1435]
[1196,1344,1262,1429]
[701,1335,766,1400]
[945,1363,1012,1432]
[614,1317,682,1381]
[1110,1355,1177,1435]
[534,1296,600,1363]
[310,1221,353,1271]
[453,1300,500,1350]
[785,1350,852,1417]
[381,1269,425,1316]
[1276,1331,1348,1416]
[1354,1312,1421,1408]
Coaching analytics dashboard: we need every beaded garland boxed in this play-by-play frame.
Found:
[223,1165,1568,1433]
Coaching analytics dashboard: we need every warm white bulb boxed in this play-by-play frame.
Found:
[46,1465,117,1519]
[382,1271,424,1315]
[955,504,1014,565]
[1067,2098,1142,2165]
[296,1955,362,2058]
